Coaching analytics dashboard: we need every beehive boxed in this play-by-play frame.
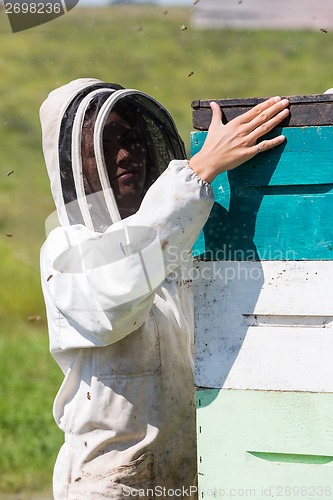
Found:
[191,94,333,499]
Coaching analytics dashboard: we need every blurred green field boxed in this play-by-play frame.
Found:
[1,4,333,496]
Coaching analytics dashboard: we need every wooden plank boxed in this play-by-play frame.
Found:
[193,191,333,260]
[196,389,333,499]
[191,127,333,260]
[192,94,333,130]
[194,260,333,391]
[191,127,333,186]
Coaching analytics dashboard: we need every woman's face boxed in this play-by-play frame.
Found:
[82,111,147,219]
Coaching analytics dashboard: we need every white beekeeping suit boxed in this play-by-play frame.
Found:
[39,78,214,499]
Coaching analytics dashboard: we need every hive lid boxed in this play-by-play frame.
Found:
[192,94,333,130]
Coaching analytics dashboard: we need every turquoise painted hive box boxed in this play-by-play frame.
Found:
[191,94,333,499]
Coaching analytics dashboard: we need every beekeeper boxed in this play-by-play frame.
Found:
[40,78,289,499]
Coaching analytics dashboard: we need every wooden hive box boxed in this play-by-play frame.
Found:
[191,94,333,499]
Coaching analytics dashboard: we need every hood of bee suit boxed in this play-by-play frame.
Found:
[40,78,186,233]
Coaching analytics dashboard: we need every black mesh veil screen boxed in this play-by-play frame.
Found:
[58,86,186,230]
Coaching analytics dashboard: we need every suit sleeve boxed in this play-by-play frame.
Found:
[40,160,214,350]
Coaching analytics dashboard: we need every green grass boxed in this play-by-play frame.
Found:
[1,4,333,495]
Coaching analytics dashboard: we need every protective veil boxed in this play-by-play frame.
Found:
[40,78,214,499]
